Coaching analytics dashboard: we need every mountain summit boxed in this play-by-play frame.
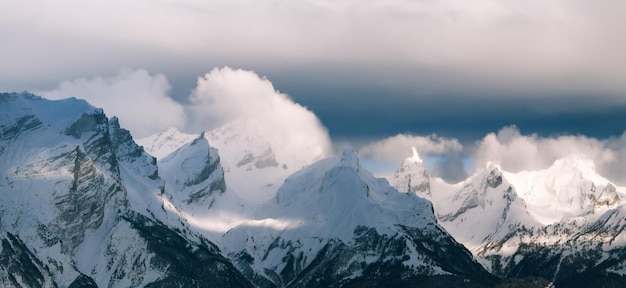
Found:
[389,147,431,196]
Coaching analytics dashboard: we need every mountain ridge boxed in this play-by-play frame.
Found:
[3,91,626,287]
[388,147,626,286]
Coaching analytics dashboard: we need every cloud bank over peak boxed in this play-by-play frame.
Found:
[358,134,467,182]
[39,69,186,138]
[32,67,626,185]
[188,67,332,165]
[473,126,626,184]
[358,126,626,185]
[38,67,332,166]
[359,134,463,164]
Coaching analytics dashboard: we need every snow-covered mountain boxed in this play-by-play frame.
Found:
[389,147,626,287]
[144,131,496,286]
[0,92,251,287]
[431,164,539,258]
[1,92,502,287]
[221,148,495,287]
[7,91,626,287]
[136,127,196,159]
[138,119,322,208]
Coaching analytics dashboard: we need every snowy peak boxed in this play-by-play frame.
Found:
[340,147,360,170]
[268,149,438,242]
[403,146,424,168]
[449,158,626,284]
[1,92,92,123]
[223,150,495,286]
[206,121,284,171]
[485,165,504,189]
[433,162,538,253]
[139,119,326,207]
[438,164,510,220]
[136,127,196,159]
[411,146,423,163]
[596,183,620,208]
[0,94,141,284]
[504,155,622,225]
[160,132,226,208]
[389,147,431,195]
[551,154,596,175]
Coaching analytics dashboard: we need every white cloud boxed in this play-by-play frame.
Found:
[188,67,332,167]
[359,134,463,165]
[604,133,626,185]
[358,134,466,182]
[360,128,626,185]
[472,126,626,184]
[39,69,186,138]
[36,67,331,168]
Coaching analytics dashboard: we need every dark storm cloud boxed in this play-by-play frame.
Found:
[269,66,626,143]
[432,156,468,184]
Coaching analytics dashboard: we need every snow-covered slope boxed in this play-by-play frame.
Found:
[136,127,196,159]
[0,92,252,287]
[504,155,622,225]
[204,120,303,206]
[434,164,539,257]
[139,122,323,242]
[140,119,326,208]
[159,132,226,210]
[221,148,496,287]
[476,157,626,286]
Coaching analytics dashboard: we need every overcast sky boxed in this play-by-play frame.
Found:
[2,0,626,183]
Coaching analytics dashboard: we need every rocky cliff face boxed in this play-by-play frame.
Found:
[159,132,226,208]
[0,92,251,287]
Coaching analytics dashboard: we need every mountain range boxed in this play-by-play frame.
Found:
[1,92,625,287]
[388,146,626,287]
